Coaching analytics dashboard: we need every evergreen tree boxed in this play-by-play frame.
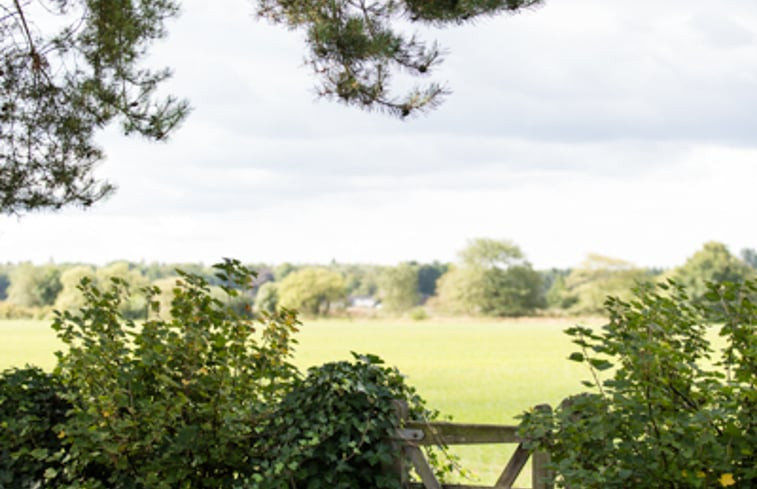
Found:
[2,0,543,214]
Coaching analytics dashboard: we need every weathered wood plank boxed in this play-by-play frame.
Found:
[406,446,442,489]
[401,421,520,445]
[531,450,553,489]
[392,400,410,487]
[494,442,529,488]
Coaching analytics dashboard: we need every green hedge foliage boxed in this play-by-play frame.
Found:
[0,260,450,488]
[0,366,70,488]
[519,279,757,488]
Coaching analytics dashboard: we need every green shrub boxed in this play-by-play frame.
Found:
[0,366,70,488]
[0,301,37,319]
[42,259,449,488]
[256,353,448,489]
[51,259,301,488]
[519,279,757,488]
[409,307,429,321]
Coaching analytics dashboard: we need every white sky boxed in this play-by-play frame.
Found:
[2,0,756,269]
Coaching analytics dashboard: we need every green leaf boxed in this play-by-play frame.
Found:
[588,358,613,371]
[568,352,584,362]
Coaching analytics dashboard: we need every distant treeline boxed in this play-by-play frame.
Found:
[1,240,755,320]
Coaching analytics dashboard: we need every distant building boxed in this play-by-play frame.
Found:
[348,295,381,309]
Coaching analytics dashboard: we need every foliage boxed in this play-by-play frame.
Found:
[3,1,544,213]
[379,263,420,314]
[478,264,544,316]
[0,268,9,300]
[0,366,70,488]
[94,262,150,318]
[1,260,452,487]
[277,267,347,316]
[1,0,189,214]
[741,248,757,269]
[459,238,526,269]
[416,261,448,297]
[671,242,754,307]
[274,262,298,282]
[338,264,381,297]
[518,279,757,488]
[7,263,62,308]
[254,281,279,314]
[409,306,429,321]
[51,259,301,488]
[52,265,96,314]
[145,275,181,319]
[257,353,452,489]
[553,254,651,315]
[435,238,544,316]
[545,275,577,310]
[434,265,483,315]
[257,0,543,117]
[0,301,40,319]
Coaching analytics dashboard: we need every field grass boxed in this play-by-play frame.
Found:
[1,316,604,486]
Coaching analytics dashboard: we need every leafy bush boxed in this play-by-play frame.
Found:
[519,279,757,488]
[0,301,37,319]
[256,353,446,489]
[409,307,429,321]
[29,259,449,488]
[51,259,301,488]
[0,366,70,488]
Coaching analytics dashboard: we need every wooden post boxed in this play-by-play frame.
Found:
[494,442,529,488]
[531,404,553,489]
[392,399,410,488]
[531,450,552,489]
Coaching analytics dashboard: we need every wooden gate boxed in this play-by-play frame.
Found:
[392,402,553,489]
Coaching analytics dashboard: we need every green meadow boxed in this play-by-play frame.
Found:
[1,317,604,485]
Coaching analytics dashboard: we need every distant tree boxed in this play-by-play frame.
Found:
[274,263,298,282]
[337,264,381,297]
[672,242,754,303]
[434,266,486,316]
[741,248,757,269]
[277,267,346,316]
[435,238,544,317]
[53,265,96,313]
[2,0,543,214]
[378,263,419,314]
[253,268,275,287]
[253,281,279,314]
[556,254,650,315]
[416,262,448,297]
[545,274,577,309]
[147,276,181,319]
[7,263,62,307]
[540,268,571,307]
[96,262,149,318]
[459,238,527,269]
[0,266,9,300]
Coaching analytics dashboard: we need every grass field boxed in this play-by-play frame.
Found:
[1,316,604,485]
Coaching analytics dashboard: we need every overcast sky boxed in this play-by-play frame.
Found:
[2,0,756,269]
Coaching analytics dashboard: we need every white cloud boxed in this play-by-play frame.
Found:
[2,0,756,268]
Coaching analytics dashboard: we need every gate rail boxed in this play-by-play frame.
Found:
[392,402,553,489]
